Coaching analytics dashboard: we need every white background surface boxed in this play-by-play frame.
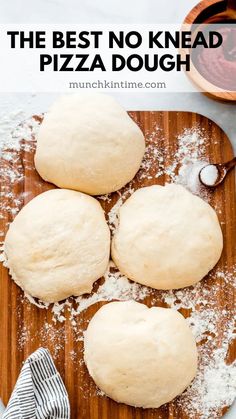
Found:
[0,0,235,417]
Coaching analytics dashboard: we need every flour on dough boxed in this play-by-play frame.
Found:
[35,93,145,195]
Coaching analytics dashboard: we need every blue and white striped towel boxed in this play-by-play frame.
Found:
[2,348,70,419]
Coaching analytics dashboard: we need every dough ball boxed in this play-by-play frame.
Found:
[84,300,198,408]
[112,184,223,289]
[4,189,110,303]
[35,93,145,195]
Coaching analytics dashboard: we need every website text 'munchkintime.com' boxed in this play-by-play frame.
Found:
[68,80,167,89]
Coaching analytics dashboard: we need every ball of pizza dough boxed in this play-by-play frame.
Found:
[84,300,198,408]
[4,189,110,303]
[112,184,223,289]
[34,93,145,195]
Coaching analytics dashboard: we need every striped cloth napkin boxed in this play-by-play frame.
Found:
[2,348,70,419]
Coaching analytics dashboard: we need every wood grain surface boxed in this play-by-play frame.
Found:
[0,111,235,419]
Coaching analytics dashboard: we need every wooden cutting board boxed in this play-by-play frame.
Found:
[0,111,235,419]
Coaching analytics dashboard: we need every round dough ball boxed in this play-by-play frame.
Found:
[112,184,223,289]
[34,93,145,195]
[84,300,198,408]
[4,189,110,303]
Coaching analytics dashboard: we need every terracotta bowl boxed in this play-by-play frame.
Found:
[183,0,236,102]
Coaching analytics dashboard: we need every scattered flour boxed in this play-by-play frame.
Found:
[106,188,135,233]
[157,126,210,199]
[25,262,151,324]
[39,322,67,359]
[200,164,219,186]
[0,113,41,238]
[73,262,150,316]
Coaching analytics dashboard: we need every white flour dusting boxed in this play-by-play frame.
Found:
[106,188,135,233]
[100,125,211,236]
[179,341,236,418]
[140,124,210,200]
[24,262,151,325]
[0,112,235,418]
